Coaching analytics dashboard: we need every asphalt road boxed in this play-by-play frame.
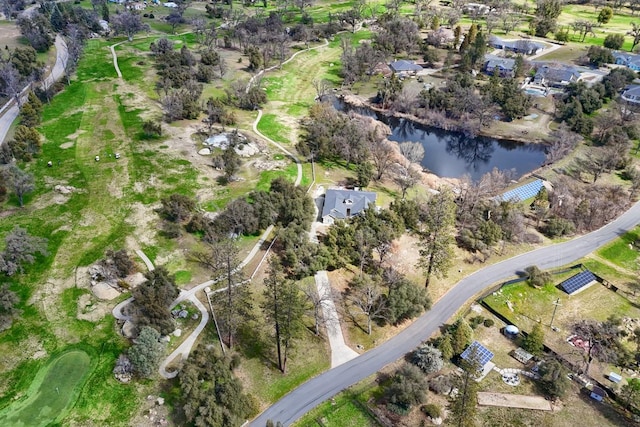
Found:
[0,35,67,144]
[251,199,640,426]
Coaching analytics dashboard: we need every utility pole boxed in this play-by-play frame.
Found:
[205,287,226,355]
[550,298,561,329]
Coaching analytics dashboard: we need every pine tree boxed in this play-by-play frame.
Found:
[522,323,545,356]
[451,319,473,355]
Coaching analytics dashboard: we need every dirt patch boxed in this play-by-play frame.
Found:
[124,203,158,248]
[77,293,113,321]
[478,392,554,411]
[59,142,74,149]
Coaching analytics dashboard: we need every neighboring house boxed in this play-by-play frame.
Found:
[463,2,491,15]
[613,51,640,71]
[163,1,178,7]
[128,2,146,10]
[621,85,640,105]
[533,64,581,87]
[321,189,377,224]
[98,19,110,33]
[388,59,422,76]
[484,55,516,77]
[489,36,546,56]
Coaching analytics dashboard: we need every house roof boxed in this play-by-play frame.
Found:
[591,386,607,397]
[622,85,640,102]
[389,60,422,73]
[512,347,534,363]
[535,64,580,83]
[484,55,516,71]
[322,189,377,220]
[490,36,546,53]
[614,51,640,66]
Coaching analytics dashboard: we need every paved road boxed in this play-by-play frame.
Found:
[251,199,640,426]
[0,35,67,144]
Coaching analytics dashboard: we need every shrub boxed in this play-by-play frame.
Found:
[421,403,442,419]
[469,315,484,329]
[483,318,495,328]
[412,344,444,374]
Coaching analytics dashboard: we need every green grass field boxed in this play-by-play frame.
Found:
[0,350,91,427]
[596,226,640,271]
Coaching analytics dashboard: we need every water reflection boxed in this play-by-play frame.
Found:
[333,99,546,180]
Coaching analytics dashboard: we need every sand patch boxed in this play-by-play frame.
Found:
[477,392,553,411]
[59,142,74,149]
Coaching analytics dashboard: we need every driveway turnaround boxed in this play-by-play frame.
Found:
[251,200,640,426]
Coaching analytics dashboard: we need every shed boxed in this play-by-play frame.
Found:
[608,372,623,384]
[511,347,534,364]
[590,386,607,402]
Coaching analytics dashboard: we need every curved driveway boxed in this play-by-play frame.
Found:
[252,200,640,426]
[0,35,67,144]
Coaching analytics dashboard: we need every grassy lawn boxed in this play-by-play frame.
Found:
[295,397,380,427]
[0,350,91,427]
[596,226,640,271]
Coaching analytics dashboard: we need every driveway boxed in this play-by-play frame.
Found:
[251,199,640,426]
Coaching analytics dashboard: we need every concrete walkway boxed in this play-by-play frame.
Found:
[315,271,359,368]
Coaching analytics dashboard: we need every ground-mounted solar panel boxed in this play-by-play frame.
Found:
[460,341,494,367]
[500,179,544,202]
[560,270,597,295]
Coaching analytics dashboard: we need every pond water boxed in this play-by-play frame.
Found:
[333,99,547,181]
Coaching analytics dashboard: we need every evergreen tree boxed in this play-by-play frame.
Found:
[522,323,545,356]
[451,319,473,355]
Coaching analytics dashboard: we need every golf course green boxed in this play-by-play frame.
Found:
[0,350,92,427]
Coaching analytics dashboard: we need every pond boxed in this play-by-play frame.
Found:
[333,99,547,181]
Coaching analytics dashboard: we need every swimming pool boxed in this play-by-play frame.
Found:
[524,87,547,97]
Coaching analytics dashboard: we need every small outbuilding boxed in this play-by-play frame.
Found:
[608,372,623,384]
[511,347,534,364]
[590,386,607,402]
[504,325,519,339]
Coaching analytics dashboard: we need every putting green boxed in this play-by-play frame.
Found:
[0,350,92,427]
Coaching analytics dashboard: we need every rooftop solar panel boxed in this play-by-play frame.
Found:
[500,179,544,202]
[460,341,494,367]
[560,270,597,295]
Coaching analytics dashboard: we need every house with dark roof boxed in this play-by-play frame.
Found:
[388,60,423,76]
[590,386,607,402]
[621,85,640,105]
[613,51,640,71]
[321,189,377,224]
[484,55,516,77]
[489,36,546,55]
[533,64,581,87]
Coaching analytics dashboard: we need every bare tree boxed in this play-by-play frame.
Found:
[311,78,331,101]
[370,138,395,181]
[398,141,425,168]
[0,226,48,276]
[302,281,330,336]
[64,24,85,84]
[393,163,421,199]
[193,239,251,349]
[544,123,582,165]
[111,11,149,42]
[344,273,387,335]
[2,164,34,207]
[0,62,25,107]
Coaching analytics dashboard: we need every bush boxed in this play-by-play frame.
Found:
[483,318,495,328]
[412,344,444,374]
[469,315,484,329]
[421,403,442,419]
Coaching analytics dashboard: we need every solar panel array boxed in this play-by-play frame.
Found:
[560,270,597,295]
[460,341,494,367]
[499,179,544,202]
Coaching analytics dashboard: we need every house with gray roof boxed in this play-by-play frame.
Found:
[533,64,581,87]
[388,60,422,76]
[484,55,516,77]
[321,189,377,224]
[489,36,546,55]
[621,85,640,105]
[613,51,640,71]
